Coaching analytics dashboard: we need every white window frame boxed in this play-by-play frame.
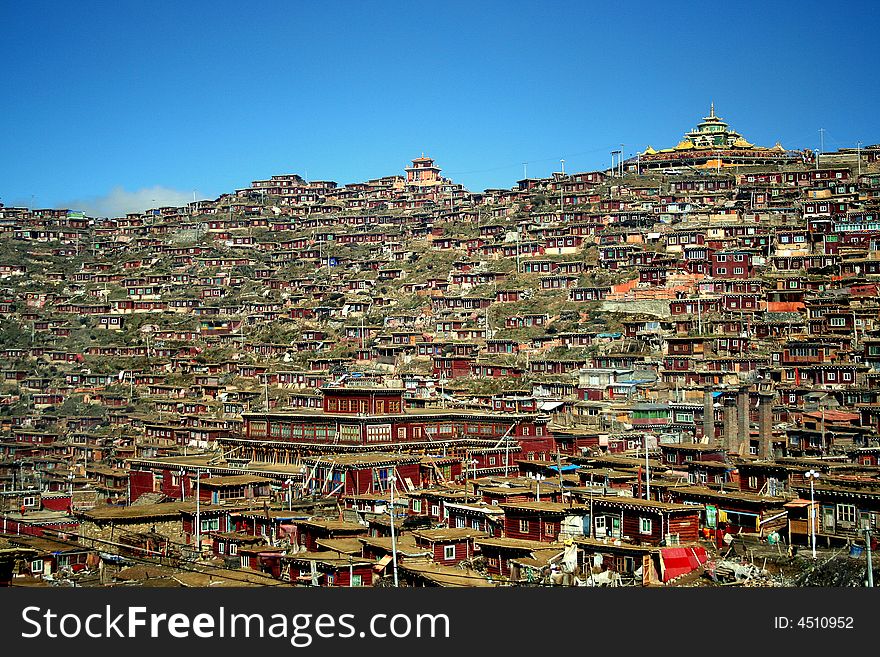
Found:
[518,519,529,533]
[639,517,652,535]
[837,504,857,526]
[31,559,44,573]
[200,517,219,532]
[443,545,456,560]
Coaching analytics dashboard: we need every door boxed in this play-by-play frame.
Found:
[822,506,834,534]
[595,516,607,538]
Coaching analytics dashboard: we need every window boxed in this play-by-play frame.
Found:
[639,517,652,535]
[748,476,758,489]
[443,545,456,560]
[412,499,422,513]
[366,424,391,443]
[431,504,440,517]
[31,560,44,573]
[22,496,36,507]
[455,516,465,528]
[200,518,219,532]
[519,519,529,533]
[218,542,225,555]
[351,574,363,587]
[229,544,238,556]
[836,504,857,526]
[544,523,556,537]
[733,268,744,275]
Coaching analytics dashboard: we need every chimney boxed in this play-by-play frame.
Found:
[722,397,737,454]
[737,388,750,455]
[703,388,715,444]
[758,393,774,459]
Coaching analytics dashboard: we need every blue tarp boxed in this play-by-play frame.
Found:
[547,465,579,473]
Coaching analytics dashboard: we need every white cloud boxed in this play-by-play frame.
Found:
[64,185,196,218]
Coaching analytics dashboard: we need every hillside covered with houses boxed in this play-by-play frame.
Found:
[2,108,880,587]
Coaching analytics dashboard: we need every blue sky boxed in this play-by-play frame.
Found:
[1,0,878,216]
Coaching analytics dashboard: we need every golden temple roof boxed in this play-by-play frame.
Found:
[674,139,695,151]
[643,146,657,155]
[732,137,754,148]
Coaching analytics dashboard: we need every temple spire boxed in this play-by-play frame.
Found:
[710,101,715,117]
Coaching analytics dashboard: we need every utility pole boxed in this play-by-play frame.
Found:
[389,473,399,587]
[523,162,527,180]
[644,435,651,500]
[857,141,862,178]
[515,223,521,273]
[696,292,703,335]
[806,469,820,559]
[556,449,564,502]
[559,159,565,215]
[620,144,625,177]
[865,521,874,587]
[195,468,201,558]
